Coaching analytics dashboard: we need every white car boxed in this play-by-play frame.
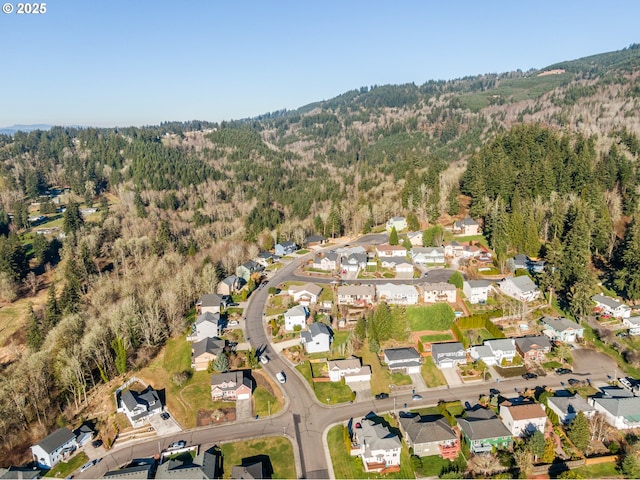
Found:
[80,459,99,472]
[168,440,187,450]
[260,355,269,365]
[276,371,286,384]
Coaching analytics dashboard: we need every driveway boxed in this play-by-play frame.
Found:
[235,398,253,421]
[440,367,463,386]
[350,381,372,402]
[271,338,301,352]
[571,347,620,378]
[409,373,428,392]
[149,413,182,435]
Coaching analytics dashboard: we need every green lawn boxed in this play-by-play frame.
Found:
[542,360,563,370]
[44,452,89,478]
[253,386,282,417]
[390,372,412,386]
[296,361,353,404]
[565,461,621,479]
[360,345,390,394]
[420,333,453,343]
[421,357,447,387]
[319,287,334,303]
[462,328,494,345]
[220,437,296,479]
[407,304,455,331]
[327,424,414,479]
[417,453,466,477]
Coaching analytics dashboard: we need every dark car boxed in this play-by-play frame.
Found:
[160,412,170,420]
[568,378,581,386]
[375,393,389,400]
[489,388,500,396]
[522,372,538,380]
[556,368,573,375]
[91,439,103,448]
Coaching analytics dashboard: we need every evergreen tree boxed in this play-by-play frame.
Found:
[528,430,545,461]
[406,211,420,231]
[59,259,81,314]
[447,186,460,216]
[112,336,127,375]
[448,271,464,289]
[422,225,444,247]
[327,207,342,238]
[372,302,393,341]
[44,281,61,328]
[26,304,44,351]
[401,237,412,250]
[389,226,399,246]
[313,215,324,235]
[566,411,590,451]
[213,352,230,372]
[615,221,640,300]
[621,450,640,479]
[62,201,84,236]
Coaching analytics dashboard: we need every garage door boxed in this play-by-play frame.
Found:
[440,361,453,369]
[237,393,250,400]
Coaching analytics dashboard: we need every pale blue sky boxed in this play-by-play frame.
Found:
[1,1,638,127]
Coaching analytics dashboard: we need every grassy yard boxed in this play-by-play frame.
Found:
[253,386,281,417]
[319,287,334,303]
[220,437,296,479]
[417,453,466,477]
[390,372,412,386]
[44,452,89,478]
[462,328,494,345]
[327,424,414,479]
[420,333,453,343]
[421,357,447,387]
[360,345,390,395]
[407,304,455,331]
[564,461,621,479]
[296,361,353,404]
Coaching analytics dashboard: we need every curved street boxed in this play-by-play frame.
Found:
[87,241,617,479]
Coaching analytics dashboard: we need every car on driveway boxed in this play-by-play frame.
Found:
[556,368,573,375]
[522,372,538,380]
[259,355,269,365]
[168,440,186,450]
[375,393,389,400]
[160,412,170,420]
[91,439,103,448]
[568,378,581,386]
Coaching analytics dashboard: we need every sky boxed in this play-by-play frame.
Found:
[1,0,639,128]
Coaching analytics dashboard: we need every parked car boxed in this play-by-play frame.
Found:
[556,368,573,375]
[489,388,500,396]
[412,394,423,401]
[374,393,389,400]
[276,372,286,384]
[259,355,269,365]
[91,439,103,448]
[168,440,187,450]
[160,412,170,420]
[80,459,100,472]
[228,320,239,327]
[568,378,581,386]
[522,372,538,380]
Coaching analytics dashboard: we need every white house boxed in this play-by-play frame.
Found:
[31,428,78,469]
[386,216,408,233]
[431,342,467,369]
[592,294,632,319]
[499,403,548,437]
[351,415,402,473]
[376,283,419,305]
[411,247,445,265]
[498,276,540,302]
[384,347,422,374]
[312,252,340,271]
[547,395,596,424]
[375,244,407,258]
[469,344,497,366]
[589,395,640,430]
[485,339,517,365]
[422,282,456,303]
[196,293,223,315]
[453,217,480,235]
[623,316,640,336]
[288,283,323,306]
[540,316,584,343]
[187,312,223,342]
[327,358,372,383]
[463,280,492,304]
[337,285,376,306]
[284,305,308,331]
[300,322,332,353]
[118,387,163,427]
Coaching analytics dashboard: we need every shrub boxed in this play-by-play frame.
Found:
[173,369,193,386]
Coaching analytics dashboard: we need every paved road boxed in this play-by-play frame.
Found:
[85,240,619,479]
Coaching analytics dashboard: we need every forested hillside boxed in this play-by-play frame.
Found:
[0,44,640,464]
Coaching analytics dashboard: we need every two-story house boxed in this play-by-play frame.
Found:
[327,358,372,383]
[300,322,333,353]
[375,244,407,258]
[312,251,341,271]
[351,414,402,473]
[499,403,548,437]
[210,370,252,401]
[399,414,460,460]
[485,339,517,365]
[498,276,540,302]
[386,216,408,233]
[275,241,298,256]
[31,428,78,469]
[376,283,419,305]
[515,336,552,362]
[540,316,584,343]
[453,217,480,236]
[191,337,226,371]
[284,305,308,331]
[463,280,492,304]
[337,285,376,306]
[187,311,223,342]
[235,260,264,282]
[457,406,513,454]
[431,342,468,369]
[196,293,223,315]
[421,282,457,303]
[411,247,445,265]
[592,293,632,319]
[547,395,596,424]
[288,283,323,306]
[118,387,163,427]
[384,347,422,374]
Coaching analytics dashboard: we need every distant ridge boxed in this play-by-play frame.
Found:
[0,124,53,135]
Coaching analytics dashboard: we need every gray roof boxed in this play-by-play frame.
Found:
[357,416,402,452]
[466,280,492,288]
[301,323,331,343]
[278,240,297,249]
[305,235,327,243]
[515,336,552,353]
[457,408,512,441]
[35,427,76,454]
[285,305,307,317]
[338,285,375,296]
[241,260,263,271]
[485,338,515,352]
[399,414,457,445]
[210,370,252,391]
[221,275,240,286]
[198,294,223,308]
[541,316,582,332]
[412,247,445,255]
[592,293,625,310]
[196,311,220,326]
[431,342,466,356]
[548,395,594,416]
[384,347,420,362]
[230,462,265,479]
[192,337,226,357]
[592,396,640,418]
[422,282,456,292]
[103,464,153,478]
[0,467,41,479]
[505,275,538,292]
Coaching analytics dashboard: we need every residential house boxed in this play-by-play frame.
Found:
[453,217,480,235]
[498,276,540,302]
[384,347,421,374]
[337,285,376,306]
[457,406,513,453]
[284,305,308,331]
[468,344,496,366]
[540,316,584,343]
[395,261,414,276]
[196,293,223,315]
[592,293,632,319]
[210,370,252,401]
[411,247,445,265]
[156,445,220,479]
[499,403,548,437]
[255,251,278,268]
[230,461,268,480]
[351,414,402,473]
[386,216,408,233]
[589,395,640,430]
[288,283,323,306]
[463,280,493,304]
[422,282,457,303]
[313,251,341,271]
[305,235,328,247]
[191,337,226,371]
[547,395,596,424]
[431,342,468,369]
[511,254,529,271]
[103,464,153,478]
[236,260,264,283]
[30,428,78,469]
[406,231,424,247]
[623,316,640,336]
[399,414,460,460]
[216,275,244,296]
[515,336,552,362]
[444,241,465,258]
[375,244,407,258]
[0,467,41,479]
[341,252,367,274]
[327,358,372,383]
[118,387,162,427]
[376,283,419,305]
[274,241,298,256]
[187,312,223,342]
[300,322,333,354]
[485,339,517,365]
[74,423,95,447]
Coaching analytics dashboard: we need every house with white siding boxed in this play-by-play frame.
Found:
[411,247,445,265]
[376,283,419,305]
[351,414,402,473]
[337,285,376,306]
[284,305,308,331]
[592,294,632,319]
[327,358,372,383]
[463,280,492,304]
[498,276,540,302]
[499,403,548,437]
[421,282,456,303]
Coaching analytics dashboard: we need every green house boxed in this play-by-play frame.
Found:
[457,406,513,453]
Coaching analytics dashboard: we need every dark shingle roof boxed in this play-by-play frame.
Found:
[399,414,457,445]
[192,337,225,357]
[230,462,265,479]
[198,294,223,308]
[35,427,76,454]
[384,347,420,362]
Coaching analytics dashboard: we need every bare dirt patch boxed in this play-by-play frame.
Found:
[196,408,236,427]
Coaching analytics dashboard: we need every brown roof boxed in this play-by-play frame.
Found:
[503,403,546,421]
